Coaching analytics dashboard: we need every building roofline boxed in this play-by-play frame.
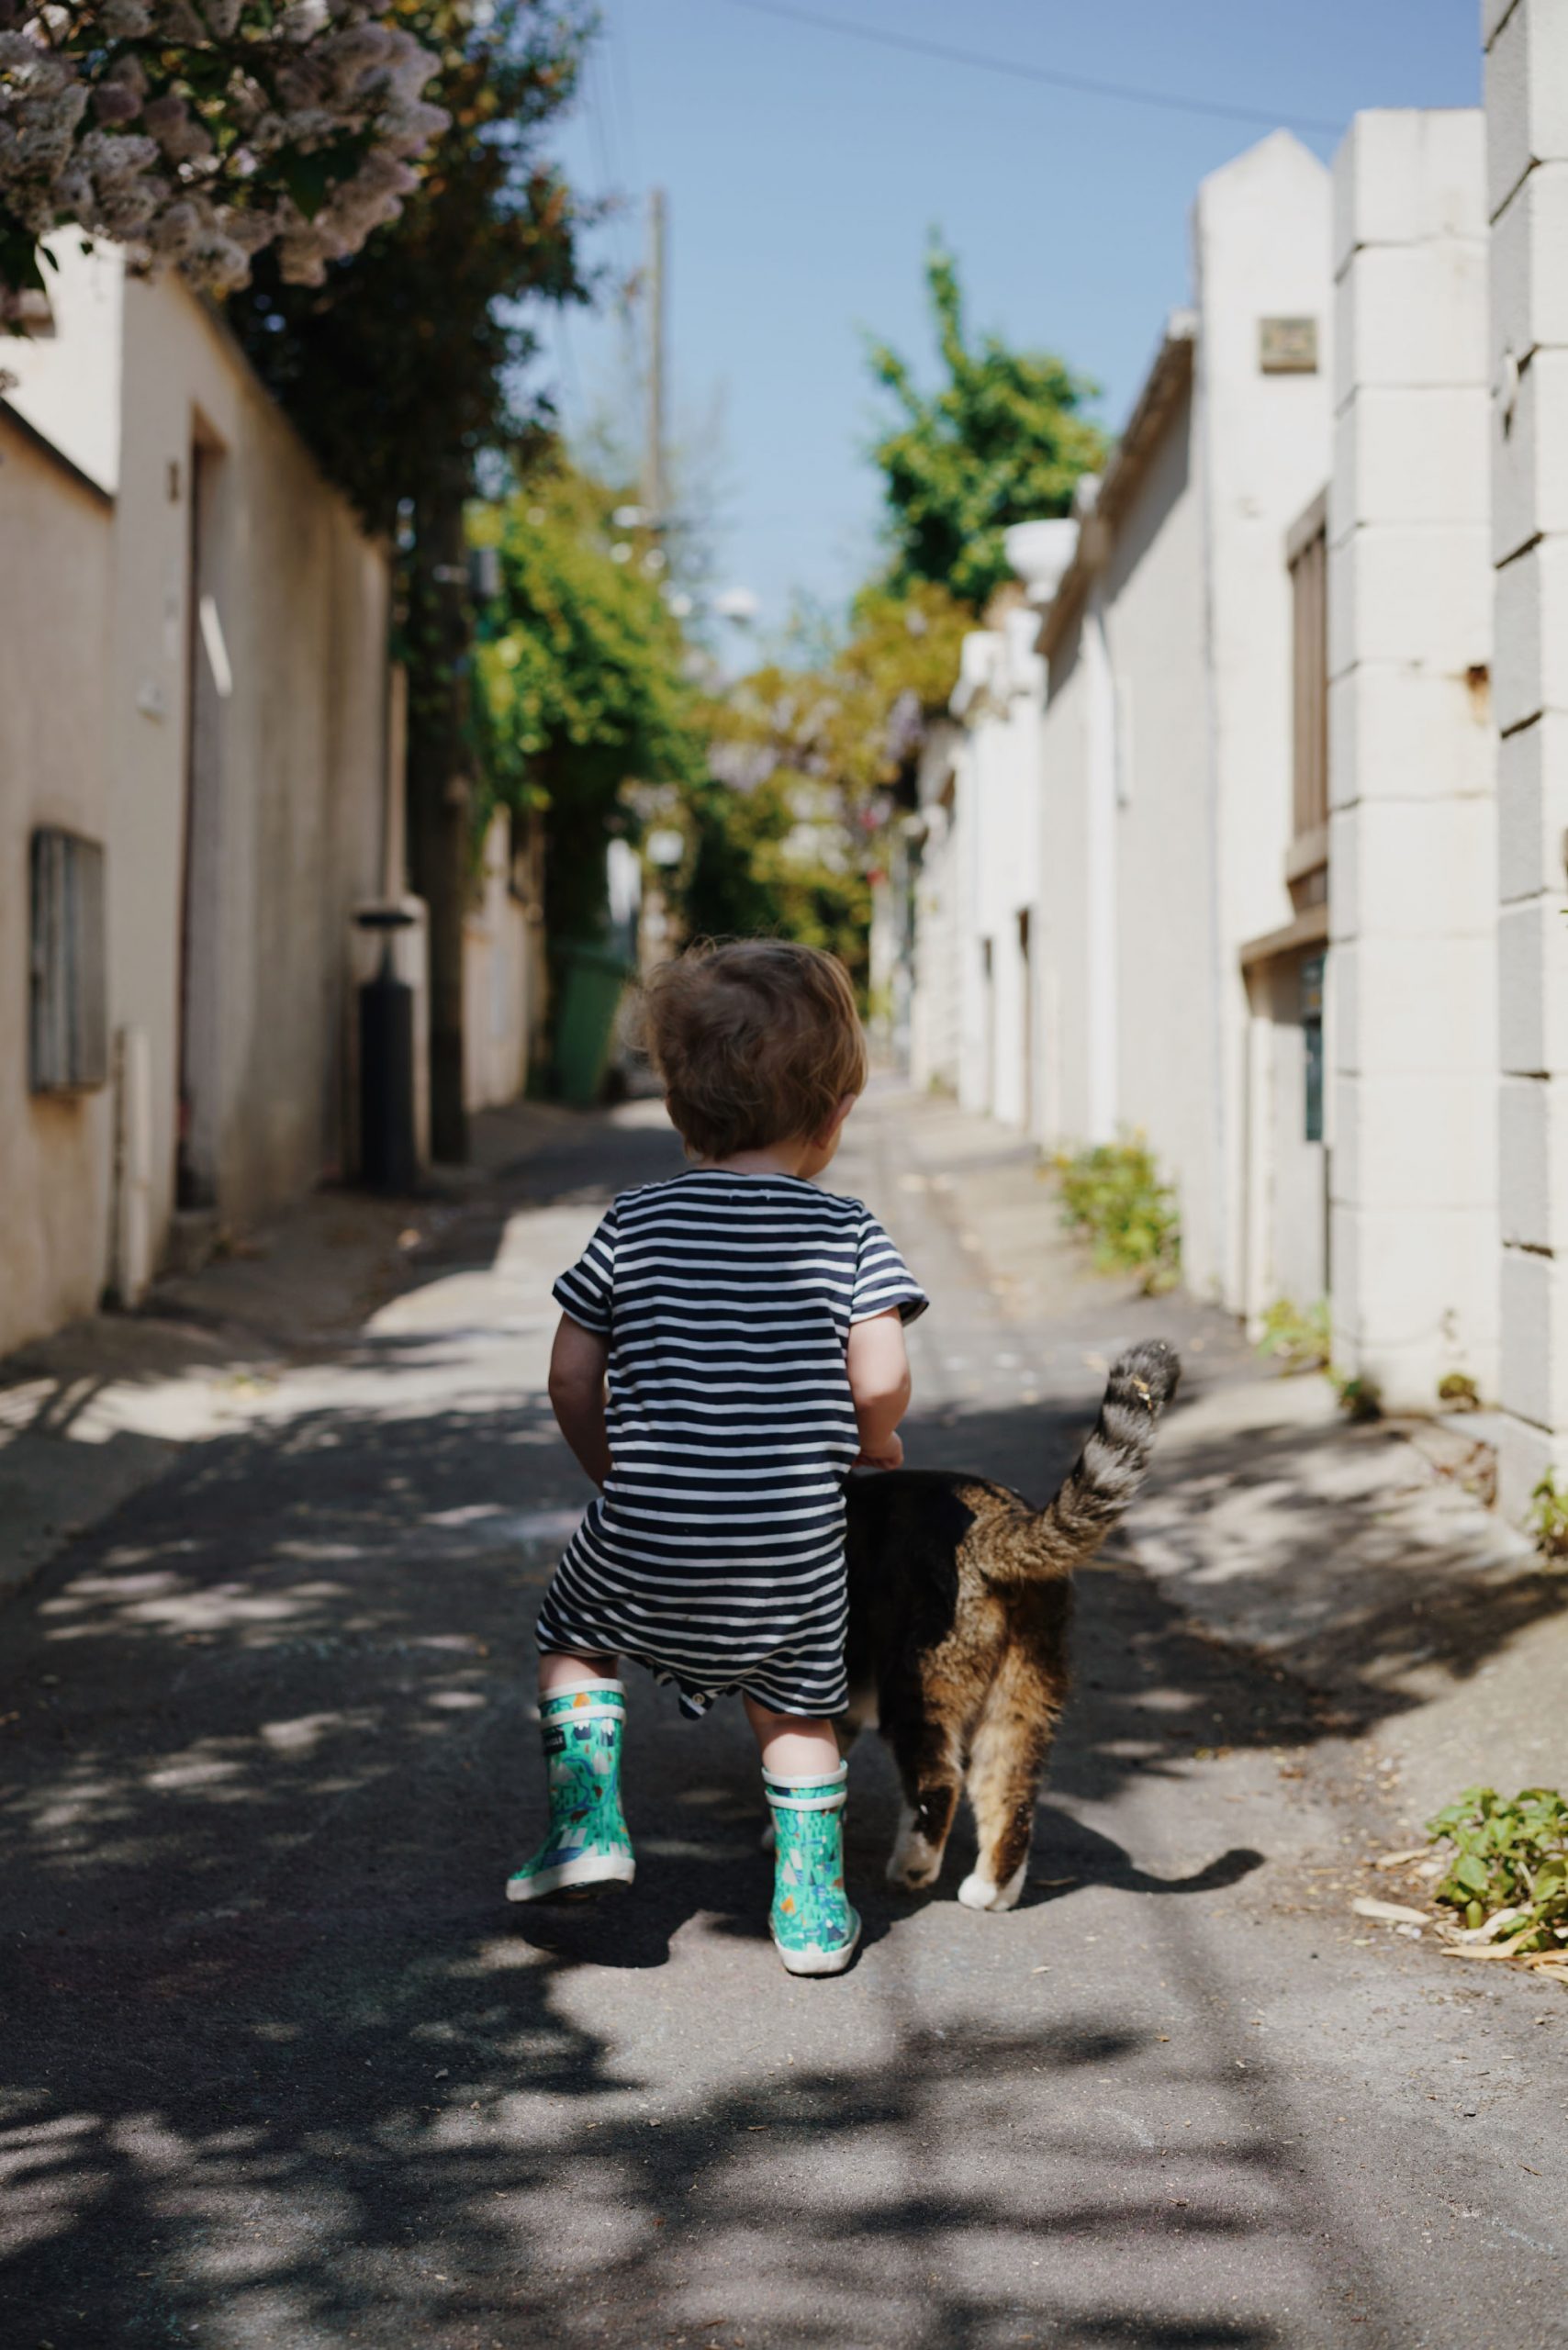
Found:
[0,392,115,509]
[1036,309,1196,658]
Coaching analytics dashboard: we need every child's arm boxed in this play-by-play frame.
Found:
[548,1314,613,1487]
[847,1306,913,1471]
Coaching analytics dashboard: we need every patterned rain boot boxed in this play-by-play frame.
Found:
[764,1761,860,1976]
[507,1682,635,1903]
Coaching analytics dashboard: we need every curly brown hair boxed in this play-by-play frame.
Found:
[640,939,868,1161]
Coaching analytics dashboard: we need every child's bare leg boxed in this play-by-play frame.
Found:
[540,1649,617,1695]
[745,1697,841,1774]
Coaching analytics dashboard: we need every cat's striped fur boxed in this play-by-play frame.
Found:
[840,1339,1180,1911]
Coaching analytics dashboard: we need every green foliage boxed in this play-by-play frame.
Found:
[1054,1135,1181,1293]
[229,0,592,531]
[680,773,873,994]
[1427,1785,1568,1951]
[472,462,708,943]
[867,239,1107,610]
[680,577,971,987]
[1257,1297,1331,1373]
[1438,1371,1482,1412]
[1528,1471,1568,1562]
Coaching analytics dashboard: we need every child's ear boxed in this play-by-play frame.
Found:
[817,1092,857,1147]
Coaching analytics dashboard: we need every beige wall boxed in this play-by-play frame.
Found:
[0,415,116,1354]
[1,248,392,1349]
[108,266,388,1241]
[463,811,537,1113]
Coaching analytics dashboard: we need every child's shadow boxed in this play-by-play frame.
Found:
[504,1804,1263,1971]
[503,1824,835,1972]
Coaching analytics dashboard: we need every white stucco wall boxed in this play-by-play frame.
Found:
[1486,0,1568,1511]
[907,724,963,1096]
[1033,130,1331,1310]
[1193,132,1335,1310]
[1327,108,1498,1409]
[0,413,116,1355]
[953,610,1045,1127]
[1095,385,1215,1278]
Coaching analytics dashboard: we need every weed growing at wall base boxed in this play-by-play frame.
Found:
[1427,1787,1568,1973]
[1528,1472,1568,1563]
[1257,1297,1330,1372]
[1053,1135,1180,1294]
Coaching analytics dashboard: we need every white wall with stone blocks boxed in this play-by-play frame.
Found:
[1327,666,1493,809]
[1489,0,1568,1513]
[1327,106,1498,1407]
[1497,711,1568,900]
[1484,0,1568,220]
[1331,388,1490,528]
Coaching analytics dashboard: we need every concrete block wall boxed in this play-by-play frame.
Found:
[1327,109,1499,1406]
[1487,0,1568,1514]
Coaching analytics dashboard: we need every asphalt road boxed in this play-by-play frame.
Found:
[2,1096,1562,2350]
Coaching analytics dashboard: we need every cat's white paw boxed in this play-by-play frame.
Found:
[888,1805,941,1890]
[957,1861,1026,1913]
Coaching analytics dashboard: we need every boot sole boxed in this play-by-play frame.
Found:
[772,1922,861,1976]
[507,1853,636,1904]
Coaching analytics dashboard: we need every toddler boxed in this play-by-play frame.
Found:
[508,939,927,1974]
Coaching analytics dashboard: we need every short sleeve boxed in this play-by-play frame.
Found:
[850,1213,929,1327]
[553,1205,617,1336]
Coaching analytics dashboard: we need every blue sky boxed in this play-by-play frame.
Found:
[541,0,1482,644]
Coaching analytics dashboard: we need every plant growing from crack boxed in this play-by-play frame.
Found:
[1427,1786,1568,1964]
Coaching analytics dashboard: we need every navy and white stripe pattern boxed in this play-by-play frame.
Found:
[537,1169,927,1718]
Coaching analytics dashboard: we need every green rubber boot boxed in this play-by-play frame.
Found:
[764,1761,860,1976]
[507,1682,635,1903]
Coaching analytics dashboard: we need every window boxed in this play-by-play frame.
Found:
[29,828,107,1094]
[1288,501,1328,848]
[1301,953,1325,1145]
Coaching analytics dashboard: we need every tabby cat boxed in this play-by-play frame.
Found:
[839,1338,1180,1912]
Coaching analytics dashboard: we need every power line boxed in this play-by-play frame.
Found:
[707,0,1343,140]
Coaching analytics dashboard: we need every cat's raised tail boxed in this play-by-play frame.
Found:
[1033,1338,1182,1566]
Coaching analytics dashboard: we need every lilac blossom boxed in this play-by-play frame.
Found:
[0,0,447,319]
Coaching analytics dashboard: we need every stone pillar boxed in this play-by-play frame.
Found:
[1327,110,1497,1408]
[1486,0,1568,1514]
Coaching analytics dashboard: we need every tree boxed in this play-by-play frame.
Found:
[229,0,591,1159]
[0,0,446,319]
[684,579,970,987]
[472,460,708,967]
[867,239,1106,610]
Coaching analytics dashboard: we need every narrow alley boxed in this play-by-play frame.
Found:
[2,1092,1562,2350]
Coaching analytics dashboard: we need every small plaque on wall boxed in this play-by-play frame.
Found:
[1260,317,1318,374]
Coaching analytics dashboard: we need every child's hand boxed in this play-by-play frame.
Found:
[854,1432,903,1472]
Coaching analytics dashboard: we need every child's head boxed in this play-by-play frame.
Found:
[643,939,868,1165]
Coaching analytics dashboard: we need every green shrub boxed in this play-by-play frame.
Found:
[1257,1297,1330,1372]
[1427,1785,1568,1951]
[1529,1472,1568,1561]
[1054,1135,1181,1294]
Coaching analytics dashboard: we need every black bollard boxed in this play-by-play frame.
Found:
[356,909,418,1194]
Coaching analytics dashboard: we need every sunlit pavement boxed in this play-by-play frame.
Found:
[2,1091,1562,2350]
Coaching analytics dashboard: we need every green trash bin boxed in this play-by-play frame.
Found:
[555,942,633,1108]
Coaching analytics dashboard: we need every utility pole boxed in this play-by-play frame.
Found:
[643,186,666,532]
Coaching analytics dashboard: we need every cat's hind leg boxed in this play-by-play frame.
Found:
[958,1668,1058,1912]
[884,1706,963,1892]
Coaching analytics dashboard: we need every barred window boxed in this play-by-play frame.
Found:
[29,828,107,1094]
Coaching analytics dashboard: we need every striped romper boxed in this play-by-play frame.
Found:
[537,1168,928,1718]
